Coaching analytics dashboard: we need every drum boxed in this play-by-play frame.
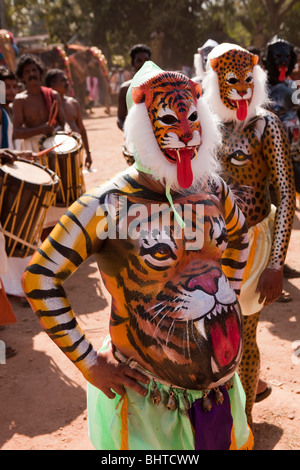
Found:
[0,159,59,257]
[39,132,85,207]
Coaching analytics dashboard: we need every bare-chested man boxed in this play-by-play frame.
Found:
[12,54,65,152]
[117,44,152,131]
[45,68,92,169]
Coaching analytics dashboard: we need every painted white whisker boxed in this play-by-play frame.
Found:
[166,319,176,347]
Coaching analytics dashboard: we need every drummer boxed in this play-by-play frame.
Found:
[45,68,92,169]
[12,54,65,152]
[0,67,34,161]
[0,67,36,306]
[0,66,18,150]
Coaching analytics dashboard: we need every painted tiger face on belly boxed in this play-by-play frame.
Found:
[98,191,243,390]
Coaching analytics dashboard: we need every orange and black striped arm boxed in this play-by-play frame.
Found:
[218,178,249,295]
[22,186,105,375]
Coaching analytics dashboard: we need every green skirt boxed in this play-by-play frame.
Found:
[87,338,253,450]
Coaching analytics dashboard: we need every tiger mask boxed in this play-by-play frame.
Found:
[202,43,269,123]
[124,66,221,191]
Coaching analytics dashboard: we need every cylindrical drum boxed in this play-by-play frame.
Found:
[0,158,59,257]
[39,132,85,207]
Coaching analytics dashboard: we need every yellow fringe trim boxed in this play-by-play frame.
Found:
[120,394,129,450]
[230,425,254,450]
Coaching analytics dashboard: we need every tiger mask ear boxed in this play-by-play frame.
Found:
[131,83,154,109]
[131,86,146,104]
[189,79,202,100]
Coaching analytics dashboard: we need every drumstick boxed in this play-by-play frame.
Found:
[0,227,38,251]
[48,100,55,124]
[49,100,58,125]
[48,99,58,126]
[35,136,71,158]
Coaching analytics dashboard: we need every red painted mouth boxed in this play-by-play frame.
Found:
[209,305,242,367]
[165,147,197,189]
[229,99,249,121]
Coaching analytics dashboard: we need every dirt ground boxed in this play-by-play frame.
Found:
[0,106,299,451]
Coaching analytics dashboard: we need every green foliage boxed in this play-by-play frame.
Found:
[3,0,299,69]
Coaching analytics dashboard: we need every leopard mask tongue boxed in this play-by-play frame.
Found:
[176,147,195,188]
[236,99,248,121]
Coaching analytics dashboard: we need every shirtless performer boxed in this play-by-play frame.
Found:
[45,68,92,169]
[202,43,296,426]
[22,62,253,450]
[12,54,65,152]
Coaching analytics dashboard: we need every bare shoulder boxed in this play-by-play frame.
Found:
[258,107,284,128]
[64,95,80,107]
[52,89,61,100]
[14,90,28,101]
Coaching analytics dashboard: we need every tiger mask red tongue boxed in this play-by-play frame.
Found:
[176,148,195,188]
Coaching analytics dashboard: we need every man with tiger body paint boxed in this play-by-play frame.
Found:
[22,61,253,450]
[202,43,296,427]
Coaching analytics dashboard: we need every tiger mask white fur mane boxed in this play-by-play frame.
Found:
[124,62,221,192]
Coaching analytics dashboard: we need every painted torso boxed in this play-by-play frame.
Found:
[219,114,270,227]
[23,167,248,390]
[96,172,246,389]
[218,109,295,269]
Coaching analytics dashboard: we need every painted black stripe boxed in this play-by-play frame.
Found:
[222,258,247,269]
[60,335,86,354]
[26,285,66,300]
[80,192,100,201]
[25,263,71,280]
[226,239,248,251]
[49,332,68,340]
[124,259,156,287]
[128,253,148,275]
[64,209,92,254]
[58,219,71,234]
[225,204,236,227]
[77,198,88,207]
[110,309,127,327]
[37,247,57,264]
[73,343,93,363]
[48,236,83,266]
[121,175,167,201]
[25,264,55,277]
[44,317,77,335]
[36,306,72,319]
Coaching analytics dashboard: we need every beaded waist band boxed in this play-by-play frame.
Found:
[113,346,234,412]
